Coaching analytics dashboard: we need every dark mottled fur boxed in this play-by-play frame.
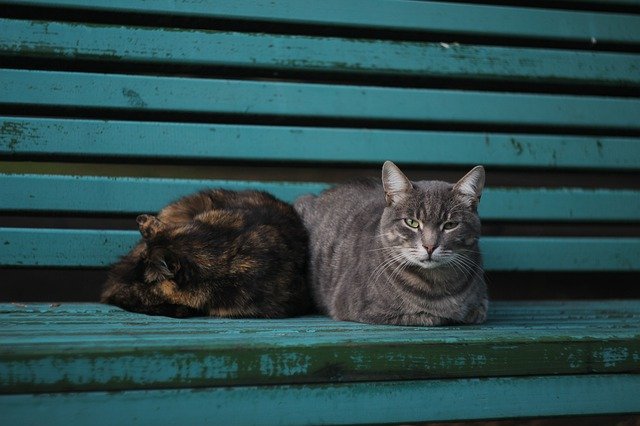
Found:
[101,189,310,318]
[294,161,488,326]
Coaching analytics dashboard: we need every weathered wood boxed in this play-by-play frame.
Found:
[2,117,640,169]
[2,69,639,130]
[4,0,640,44]
[2,375,640,425]
[2,19,640,86]
[2,227,639,270]
[1,302,639,394]
[1,174,639,222]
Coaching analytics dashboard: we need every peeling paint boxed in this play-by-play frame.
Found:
[600,347,629,368]
[122,88,147,108]
[510,138,524,156]
[0,121,27,153]
[259,352,311,377]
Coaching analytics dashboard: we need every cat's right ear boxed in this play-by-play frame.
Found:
[382,161,413,206]
[137,214,164,240]
[453,165,485,207]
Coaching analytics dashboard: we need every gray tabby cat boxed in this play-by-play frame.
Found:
[294,161,488,326]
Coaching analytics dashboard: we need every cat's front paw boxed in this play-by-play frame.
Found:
[152,280,178,298]
[463,304,488,324]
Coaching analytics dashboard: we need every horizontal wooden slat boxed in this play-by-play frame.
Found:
[0,174,328,211]
[3,118,640,170]
[485,188,640,221]
[483,236,640,271]
[3,0,640,45]
[1,174,639,222]
[5,301,640,329]
[562,0,640,6]
[2,69,640,130]
[3,374,640,424]
[0,228,135,268]
[2,19,640,86]
[1,302,639,394]
[1,228,638,270]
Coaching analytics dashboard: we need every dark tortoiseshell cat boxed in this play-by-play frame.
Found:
[101,189,310,318]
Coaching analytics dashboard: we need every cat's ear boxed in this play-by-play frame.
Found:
[137,214,165,240]
[454,166,485,204]
[382,161,413,206]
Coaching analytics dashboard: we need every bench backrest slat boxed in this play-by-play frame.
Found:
[2,227,638,271]
[0,116,640,170]
[3,69,640,130]
[1,174,639,222]
[3,18,640,87]
[2,117,639,170]
[5,0,640,44]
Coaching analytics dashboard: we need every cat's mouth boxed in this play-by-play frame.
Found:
[401,250,444,269]
[417,251,456,269]
[417,258,442,269]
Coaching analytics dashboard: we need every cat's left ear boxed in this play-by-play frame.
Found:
[382,161,413,206]
[137,214,165,240]
[454,166,485,204]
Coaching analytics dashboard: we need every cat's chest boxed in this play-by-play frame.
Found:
[378,274,470,318]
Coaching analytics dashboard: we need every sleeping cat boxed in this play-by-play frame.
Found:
[294,161,488,326]
[101,189,310,318]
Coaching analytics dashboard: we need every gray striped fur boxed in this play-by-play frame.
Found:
[294,162,488,326]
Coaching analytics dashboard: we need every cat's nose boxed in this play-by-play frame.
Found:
[423,245,437,256]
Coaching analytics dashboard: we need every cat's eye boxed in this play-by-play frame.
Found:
[443,221,459,230]
[404,218,420,229]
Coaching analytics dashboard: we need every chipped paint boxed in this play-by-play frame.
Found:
[259,352,311,377]
[510,138,524,156]
[121,88,147,108]
[599,347,629,368]
[0,121,27,153]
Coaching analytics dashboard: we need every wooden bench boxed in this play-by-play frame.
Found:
[1,0,640,423]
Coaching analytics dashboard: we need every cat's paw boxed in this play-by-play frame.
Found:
[153,280,177,298]
[463,304,488,324]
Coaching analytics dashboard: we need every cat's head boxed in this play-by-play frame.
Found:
[380,161,484,270]
[136,214,215,286]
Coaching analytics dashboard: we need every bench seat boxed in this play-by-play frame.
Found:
[2,301,640,423]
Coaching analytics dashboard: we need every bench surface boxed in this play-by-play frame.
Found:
[2,300,640,423]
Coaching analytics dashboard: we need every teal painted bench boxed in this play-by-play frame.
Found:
[1,0,640,424]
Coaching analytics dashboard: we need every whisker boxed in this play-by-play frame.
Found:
[368,251,407,284]
[451,254,486,282]
[367,245,405,253]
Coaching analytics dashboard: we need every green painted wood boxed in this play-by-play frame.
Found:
[1,302,639,394]
[0,228,136,267]
[483,236,640,271]
[560,0,640,7]
[482,188,640,222]
[3,0,640,45]
[3,19,640,86]
[0,174,329,210]
[2,69,640,130]
[1,174,639,222]
[3,117,639,170]
[1,228,638,271]
[2,375,640,424]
